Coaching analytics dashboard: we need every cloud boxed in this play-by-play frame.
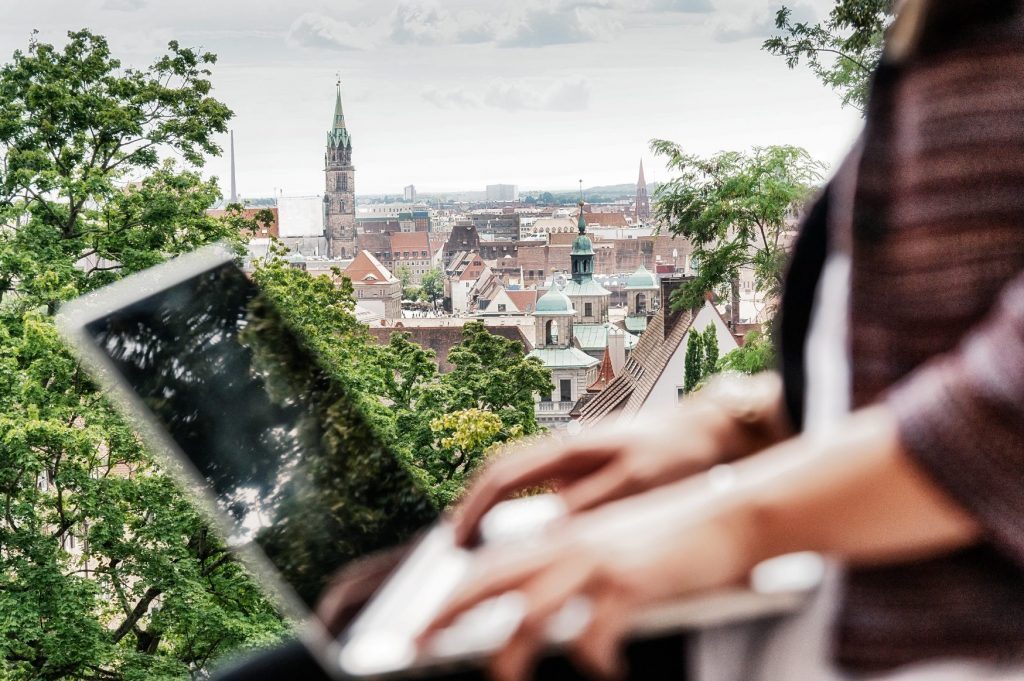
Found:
[421,88,481,109]
[390,1,495,46]
[498,7,613,47]
[102,0,147,10]
[422,78,591,112]
[287,12,372,51]
[713,3,815,42]
[646,0,714,12]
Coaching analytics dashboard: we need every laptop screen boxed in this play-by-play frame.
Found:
[83,261,439,608]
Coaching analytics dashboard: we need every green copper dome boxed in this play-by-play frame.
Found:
[625,263,657,290]
[571,234,594,256]
[535,286,575,315]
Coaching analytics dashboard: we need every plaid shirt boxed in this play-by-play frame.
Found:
[778,0,1024,671]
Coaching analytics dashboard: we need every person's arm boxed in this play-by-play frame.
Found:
[422,405,979,681]
[452,372,793,546]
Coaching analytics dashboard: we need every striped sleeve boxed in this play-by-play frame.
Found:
[885,271,1024,566]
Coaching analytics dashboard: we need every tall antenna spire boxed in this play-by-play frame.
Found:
[229,130,238,204]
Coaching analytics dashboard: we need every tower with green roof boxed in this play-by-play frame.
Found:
[624,262,660,334]
[528,279,599,430]
[563,200,610,324]
[324,80,356,259]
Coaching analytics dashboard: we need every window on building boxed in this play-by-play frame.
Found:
[677,387,686,401]
[636,293,647,314]
[540,391,552,403]
[497,304,507,312]
[559,379,573,403]
[584,302,593,317]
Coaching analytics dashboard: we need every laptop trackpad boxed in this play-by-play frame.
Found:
[338,495,567,676]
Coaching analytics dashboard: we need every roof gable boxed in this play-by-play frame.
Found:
[343,250,397,284]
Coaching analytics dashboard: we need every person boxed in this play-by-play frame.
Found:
[417,0,1024,679]
[218,0,1024,678]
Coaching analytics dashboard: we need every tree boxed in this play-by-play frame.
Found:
[250,254,553,509]
[0,30,290,680]
[419,268,444,308]
[387,322,553,507]
[716,329,777,375]
[763,1,895,114]
[683,329,705,394]
[651,141,825,327]
[702,324,719,379]
[394,264,418,302]
[683,323,721,394]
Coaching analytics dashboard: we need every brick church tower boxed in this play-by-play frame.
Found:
[324,81,357,259]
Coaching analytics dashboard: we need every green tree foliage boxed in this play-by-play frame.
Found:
[394,264,417,301]
[702,325,719,379]
[419,268,444,306]
[716,329,777,375]
[683,323,721,394]
[385,323,553,507]
[252,251,552,508]
[763,1,896,114]
[651,141,824,325]
[0,30,290,680]
[683,329,705,394]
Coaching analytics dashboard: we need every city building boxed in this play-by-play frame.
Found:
[324,82,357,258]
[278,195,327,256]
[356,204,432,234]
[404,184,416,202]
[389,232,443,285]
[341,250,402,320]
[471,212,520,241]
[486,184,519,202]
[443,223,481,265]
[527,285,599,430]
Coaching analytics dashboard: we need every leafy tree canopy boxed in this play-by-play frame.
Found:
[763,1,896,113]
[716,329,777,375]
[0,30,290,680]
[651,141,824,323]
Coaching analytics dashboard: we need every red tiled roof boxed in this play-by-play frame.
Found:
[506,290,538,313]
[587,348,616,393]
[390,232,431,252]
[206,207,279,238]
[580,280,695,424]
[343,250,397,284]
[586,212,629,227]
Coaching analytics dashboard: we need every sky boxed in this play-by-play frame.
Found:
[0,0,865,198]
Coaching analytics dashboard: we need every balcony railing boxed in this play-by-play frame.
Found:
[536,401,576,413]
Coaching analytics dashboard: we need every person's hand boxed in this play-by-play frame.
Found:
[316,542,414,636]
[421,496,756,681]
[452,373,788,547]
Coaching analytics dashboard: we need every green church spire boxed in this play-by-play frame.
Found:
[332,80,345,131]
[327,78,352,151]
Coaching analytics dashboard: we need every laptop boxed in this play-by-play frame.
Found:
[57,244,816,679]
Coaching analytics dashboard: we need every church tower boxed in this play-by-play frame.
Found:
[324,81,356,259]
[635,159,651,222]
[563,201,610,324]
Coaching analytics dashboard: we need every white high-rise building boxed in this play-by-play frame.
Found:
[486,184,518,202]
